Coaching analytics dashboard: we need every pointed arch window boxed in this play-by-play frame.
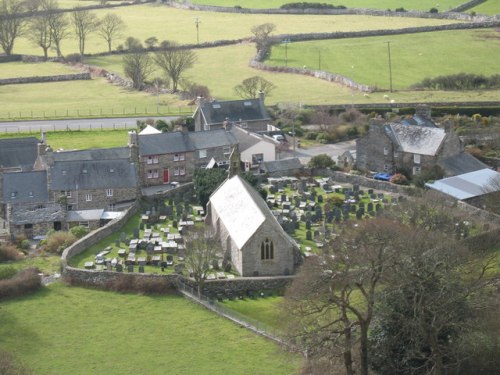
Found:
[261,238,274,260]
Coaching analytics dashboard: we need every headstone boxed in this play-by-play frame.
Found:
[127,264,134,273]
[306,230,312,241]
[356,209,363,220]
[350,205,356,213]
[133,227,140,238]
[376,203,382,211]
[138,265,145,273]
[368,189,373,195]
[116,264,123,272]
[353,184,359,192]
[120,232,127,243]
[269,185,277,194]
[317,195,323,203]
[281,193,287,202]
[367,202,374,212]
[305,220,312,230]
[106,263,112,271]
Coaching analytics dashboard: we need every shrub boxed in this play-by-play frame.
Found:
[65,53,82,63]
[390,173,408,185]
[124,36,143,51]
[70,225,89,239]
[20,239,31,251]
[429,7,438,13]
[395,7,406,12]
[308,154,335,169]
[411,73,500,90]
[0,266,17,280]
[306,131,318,140]
[0,268,41,300]
[0,243,22,262]
[45,231,77,255]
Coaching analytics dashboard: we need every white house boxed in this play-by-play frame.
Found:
[229,126,276,169]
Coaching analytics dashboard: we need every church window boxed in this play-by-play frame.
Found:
[260,238,274,260]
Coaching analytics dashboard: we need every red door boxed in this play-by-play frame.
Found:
[163,169,169,184]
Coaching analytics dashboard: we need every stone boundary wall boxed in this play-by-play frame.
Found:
[451,0,487,13]
[457,200,500,225]
[306,102,500,111]
[166,1,498,21]
[0,73,90,86]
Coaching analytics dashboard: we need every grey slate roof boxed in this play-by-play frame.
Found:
[2,170,48,203]
[0,137,39,171]
[67,209,105,222]
[438,153,489,176]
[425,169,499,200]
[400,115,436,128]
[52,147,130,162]
[198,99,270,126]
[138,130,237,156]
[230,126,273,152]
[262,158,303,173]
[50,159,137,190]
[384,122,446,156]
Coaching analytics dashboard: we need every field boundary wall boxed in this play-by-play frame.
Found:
[0,73,90,85]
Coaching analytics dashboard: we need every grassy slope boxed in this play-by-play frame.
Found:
[11,4,459,56]
[0,283,301,375]
[267,28,500,90]
[471,0,500,15]
[190,0,464,11]
[0,255,61,274]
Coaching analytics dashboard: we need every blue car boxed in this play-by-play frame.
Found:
[373,172,392,181]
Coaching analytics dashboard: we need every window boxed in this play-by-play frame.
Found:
[147,170,153,179]
[10,192,17,199]
[67,205,73,211]
[85,193,92,202]
[109,168,114,173]
[394,151,399,158]
[29,191,34,198]
[108,204,116,211]
[383,164,390,172]
[153,169,159,178]
[223,147,231,155]
[106,189,113,197]
[36,204,45,210]
[252,153,264,165]
[199,149,207,159]
[174,167,186,176]
[414,154,421,164]
[383,146,389,156]
[24,224,33,229]
[147,170,159,179]
[174,153,185,161]
[62,170,67,175]
[261,238,274,260]
[82,169,87,174]
[413,166,421,175]
[146,155,159,164]
[62,190,72,198]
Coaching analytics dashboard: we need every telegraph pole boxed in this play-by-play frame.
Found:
[194,17,201,44]
[387,41,393,93]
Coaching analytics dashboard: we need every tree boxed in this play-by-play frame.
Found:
[251,23,276,52]
[184,227,221,297]
[122,51,154,90]
[193,168,226,210]
[154,45,196,92]
[28,14,52,59]
[308,153,335,169]
[124,36,142,51]
[144,36,158,50]
[0,0,25,55]
[233,76,276,99]
[98,13,125,53]
[72,10,98,56]
[45,0,69,58]
[283,218,406,375]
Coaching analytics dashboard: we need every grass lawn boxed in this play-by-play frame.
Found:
[0,283,302,374]
[471,0,500,15]
[11,4,460,56]
[0,78,189,121]
[190,0,465,11]
[267,28,500,90]
[0,255,61,274]
[222,295,285,329]
[0,62,80,79]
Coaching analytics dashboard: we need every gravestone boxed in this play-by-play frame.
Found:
[106,263,112,271]
[368,189,373,195]
[313,230,320,238]
[165,205,173,216]
[133,227,140,239]
[317,195,323,203]
[281,193,287,202]
[116,264,123,272]
[356,209,363,220]
[350,205,356,213]
[146,243,154,255]
[305,220,312,230]
[353,184,359,192]
[367,202,374,212]
[306,230,312,241]
[127,264,134,273]
[138,265,145,273]
[120,232,127,243]
[376,203,382,212]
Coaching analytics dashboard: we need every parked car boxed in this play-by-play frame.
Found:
[373,172,392,181]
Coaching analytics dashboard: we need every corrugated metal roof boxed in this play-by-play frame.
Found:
[2,170,48,203]
[425,168,500,200]
[437,153,489,176]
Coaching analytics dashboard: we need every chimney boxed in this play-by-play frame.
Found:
[181,123,189,133]
[196,96,205,108]
[258,91,265,104]
[128,130,138,147]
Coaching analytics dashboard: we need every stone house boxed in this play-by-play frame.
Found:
[193,92,271,132]
[132,128,238,189]
[206,175,300,277]
[356,108,487,177]
[229,125,276,170]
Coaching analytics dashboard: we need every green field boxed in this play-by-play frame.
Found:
[0,255,61,274]
[0,283,301,374]
[0,62,79,79]
[471,0,500,15]
[222,296,285,329]
[11,4,459,56]
[191,0,465,11]
[267,28,500,90]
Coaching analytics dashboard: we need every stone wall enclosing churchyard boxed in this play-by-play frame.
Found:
[0,73,91,86]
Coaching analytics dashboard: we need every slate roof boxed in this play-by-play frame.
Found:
[197,99,270,126]
[425,169,500,200]
[0,137,39,171]
[400,115,436,128]
[384,122,446,156]
[229,126,273,152]
[52,147,130,162]
[261,158,303,173]
[67,209,105,222]
[138,130,237,156]
[50,159,137,190]
[2,171,48,203]
[209,175,296,250]
[437,153,489,176]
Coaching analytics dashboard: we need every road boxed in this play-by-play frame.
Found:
[0,116,180,133]
[280,138,356,162]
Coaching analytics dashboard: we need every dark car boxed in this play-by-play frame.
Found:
[373,172,392,181]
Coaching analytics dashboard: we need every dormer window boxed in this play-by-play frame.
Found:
[62,170,67,175]
[10,192,17,199]
[82,169,87,174]
[29,191,34,198]
[109,168,114,173]
[212,103,221,109]
[244,101,252,106]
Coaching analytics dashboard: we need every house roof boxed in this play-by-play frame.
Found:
[438,153,489,176]
[209,175,296,250]
[229,126,274,152]
[52,147,130,162]
[400,115,436,128]
[139,125,161,135]
[384,122,446,156]
[0,137,39,171]
[2,170,48,203]
[425,168,500,200]
[138,129,237,156]
[262,158,303,173]
[67,209,105,222]
[198,99,270,126]
[50,159,137,190]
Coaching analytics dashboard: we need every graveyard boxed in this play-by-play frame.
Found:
[69,175,401,276]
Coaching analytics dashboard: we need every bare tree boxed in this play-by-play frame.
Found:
[234,76,276,99]
[122,50,154,90]
[184,227,221,297]
[154,44,196,92]
[72,10,98,56]
[0,0,25,55]
[98,13,125,53]
[28,14,52,59]
[250,23,276,52]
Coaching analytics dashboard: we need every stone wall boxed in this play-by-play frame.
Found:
[451,0,487,13]
[54,187,138,211]
[0,73,90,86]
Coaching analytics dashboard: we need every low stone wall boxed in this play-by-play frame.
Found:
[451,0,487,13]
[457,200,500,225]
[0,73,90,86]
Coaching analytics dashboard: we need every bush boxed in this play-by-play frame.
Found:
[0,243,22,262]
[124,36,143,51]
[20,239,31,251]
[306,131,318,140]
[45,231,77,255]
[390,173,408,185]
[70,225,89,239]
[429,7,438,13]
[65,53,82,63]
[308,154,336,169]
[412,73,500,91]
[0,266,18,280]
[0,268,41,300]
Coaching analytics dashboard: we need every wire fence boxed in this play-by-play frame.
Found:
[0,106,195,121]
[0,122,139,134]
